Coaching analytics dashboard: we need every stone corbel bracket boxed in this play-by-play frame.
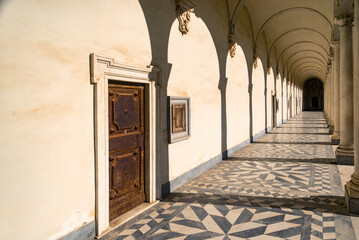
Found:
[276,69,280,79]
[330,46,334,59]
[176,0,196,35]
[326,58,332,75]
[253,48,259,69]
[228,34,239,58]
[267,61,271,75]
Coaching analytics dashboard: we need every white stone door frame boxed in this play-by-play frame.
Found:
[90,54,159,237]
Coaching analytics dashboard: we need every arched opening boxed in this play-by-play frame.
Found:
[303,78,323,111]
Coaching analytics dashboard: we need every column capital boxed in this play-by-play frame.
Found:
[331,40,340,47]
[334,15,354,27]
[327,60,333,74]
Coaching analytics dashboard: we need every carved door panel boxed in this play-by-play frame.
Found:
[108,83,145,221]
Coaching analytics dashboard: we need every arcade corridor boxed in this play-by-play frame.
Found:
[101,112,358,240]
[2,0,359,238]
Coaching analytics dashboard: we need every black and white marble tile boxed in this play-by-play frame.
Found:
[101,112,356,240]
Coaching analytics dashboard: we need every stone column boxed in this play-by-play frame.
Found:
[285,78,290,121]
[290,80,294,118]
[292,81,295,117]
[289,80,292,118]
[323,81,328,118]
[301,89,303,112]
[298,87,302,113]
[336,15,354,165]
[329,65,335,134]
[331,41,341,144]
[293,84,296,116]
[295,85,298,115]
[326,72,332,125]
[345,0,359,213]
[324,81,327,117]
[325,74,329,120]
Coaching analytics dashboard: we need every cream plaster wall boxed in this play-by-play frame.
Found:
[276,76,283,125]
[267,69,275,129]
[167,16,221,180]
[0,0,283,238]
[292,84,296,117]
[0,0,152,239]
[287,80,290,119]
[252,59,266,135]
[227,46,250,149]
[283,77,288,121]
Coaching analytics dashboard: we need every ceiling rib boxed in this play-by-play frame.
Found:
[283,50,328,69]
[268,28,331,57]
[254,7,333,47]
[288,56,327,73]
[292,61,327,76]
[277,41,329,63]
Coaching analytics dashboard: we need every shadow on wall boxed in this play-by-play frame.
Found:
[138,0,173,199]
[303,78,323,111]
[138,0,256,198]
[193,1,229,159]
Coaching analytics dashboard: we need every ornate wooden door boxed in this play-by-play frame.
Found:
[108,83,145,221]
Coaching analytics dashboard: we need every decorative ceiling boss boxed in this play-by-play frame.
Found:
[253,49,259,69]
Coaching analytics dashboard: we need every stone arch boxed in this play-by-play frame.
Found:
[138,0,236,195]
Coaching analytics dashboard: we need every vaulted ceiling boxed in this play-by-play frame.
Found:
[227,0,339,86]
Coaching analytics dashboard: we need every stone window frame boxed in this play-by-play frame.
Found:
[168,96,191,143]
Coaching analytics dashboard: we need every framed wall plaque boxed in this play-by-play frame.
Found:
[168,96,190,143]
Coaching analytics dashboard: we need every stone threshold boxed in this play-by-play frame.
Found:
[98,201,160,239]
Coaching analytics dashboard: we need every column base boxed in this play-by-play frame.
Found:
[335,146,354,165]
[345,177,359,214]
[330,133,340,145]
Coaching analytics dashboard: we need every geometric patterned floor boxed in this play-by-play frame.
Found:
[254,134,331,144]
[230,143,335,162]
[270,127,329,134]
[101,112,356,240]
[178,161,334,198]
